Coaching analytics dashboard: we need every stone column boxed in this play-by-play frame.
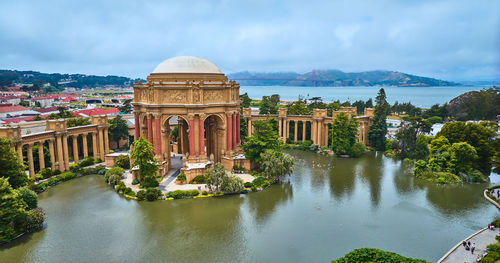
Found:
[147,116,153,144]
[311,120,317,144]
[236,113,240,144]
[278,118,282,138]
[188,118,195,157]
[226,115,232,152]
[104,127,109,154]
[232,114,237,149]
[16,144,23,164]
[63,134,70,171]
[56,135,64,171]
[179,122,184,154]
[155,117,161,155]
[134,114,140,141]
[302,121,306,141]
[72,135,79,164]
[27,144,35,178]
[294,121,298,142]
[82,133,88,158]
[317,121,322,147]
[285,120,289,141]
[98,129,105,161]
[92,132,98,159]
[199,117,205,156]
[247,119,252,137]
[48,140,55,171]
[38,141,45,170]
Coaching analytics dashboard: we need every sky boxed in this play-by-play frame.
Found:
[0,0,498,81]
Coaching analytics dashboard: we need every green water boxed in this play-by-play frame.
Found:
[1,150,498,263]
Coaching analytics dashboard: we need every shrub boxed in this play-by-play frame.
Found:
[136,190,146,201]
[114,155,130,169]
[332,248,429,263]
[221,175,244,193]
[145,188,162,201]
[58,172,76,181]
[115,181,126,193]
[48,177,60,186]
[252,176,266,188]
[18,187,38,209]
[98,168,107,175]
[349,143,366,158]
[35,174,43,181]
[40,168,53,179]
[244,182,253,188]
[124,187,135,196]
[95,158,103,164]
[132,179,139,185]
[69,163,82,173]
[176,173,186,182]
[202,190,208,195]
[108,174,122,186]
[53,169,61,176]
[78,156,95,167]
[32,182,48,193]
[241,189,248,194]
[492,218,500,228]
[105,167,124,184]
[169,190,199,199]
[190,175,207,184]
[22,208,45,233]
[81,165,106,175]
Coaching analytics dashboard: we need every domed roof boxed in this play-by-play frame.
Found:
[152,56,222,74]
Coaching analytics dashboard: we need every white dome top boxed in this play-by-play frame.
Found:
[152,56,222,74]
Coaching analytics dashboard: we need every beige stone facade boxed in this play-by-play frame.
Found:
[243,107,373,147]
[0,116,110,178]
[132,56,242,182]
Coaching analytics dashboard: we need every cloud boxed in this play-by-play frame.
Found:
[0,0,498,81]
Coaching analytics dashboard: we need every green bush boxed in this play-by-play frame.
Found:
[176,173,186,182]
[201,190,208,195]
[40,168,53,179]
[57,172,76,182]
[22,208,45,233]
[190,175,207,184]
[114,155,130,169]
[78,156,95,167]
[252,176,266,188]
[136,190,146,201]
[35,174,43,181]
[492,218,500,228]
[332,248,430,263]
[47,177,60,186]
[169,190,199,199]
[108,174,122,186]
[32,182,49,193]
[18,187,38,209]
[115,181,126,193]
[132,179,139,185]
[124,187,135,196]
[95,158,103,164]
[105,167,124,184]
[53,169,61,176]
[427,116,443,124]
[480,242,500,262]
[98,168,107,175]
[81,165,106,175]
[244,182,253,188]
[145,188,162,201]
[241,189,248,194]
[349,143,366,158]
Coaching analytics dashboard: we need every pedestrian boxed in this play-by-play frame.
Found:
[468,241,471,247]
[463,240,467,247]
[472,243,476,254]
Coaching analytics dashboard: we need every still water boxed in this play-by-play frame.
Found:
[241,85,489,107]
[1,151,498,263]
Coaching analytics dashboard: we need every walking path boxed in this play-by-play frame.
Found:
[438,227,499,263]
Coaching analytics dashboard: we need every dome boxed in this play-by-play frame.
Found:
[152,56,222,74]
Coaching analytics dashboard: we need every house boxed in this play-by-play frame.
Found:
[0,96,21,105]
[30,96,55,107]
[72,108,119,117]
[0,104,38,118]
[34,106,60,115]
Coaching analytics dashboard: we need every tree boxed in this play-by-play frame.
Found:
[118,99,132,114]
[352,100,366,114]
[241,120,280,162]
[17,187,38,210]
[0,178,28,243]
[259,96,271,114]
[19,100,29,107]
[447,87,499,120]
[450,142,477,174]
[259,150,295,181]
[130,137,158,187]
[67,117,91,127]
[239,93,251,109]
[0,138,27,189]
[330,112,359,155]
[437,121,497,174]
[395,117,431,159]
[205,163,227,193]
[365,98,373,108]
[33,115,42,121]
[287,98,311,115]
[368,88,390,151]
[269,94,280,114]
[108,116,129,148]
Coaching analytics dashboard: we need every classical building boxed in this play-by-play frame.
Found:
[243,107,373,147]
[132,56,243,181]
[0,116,110,177]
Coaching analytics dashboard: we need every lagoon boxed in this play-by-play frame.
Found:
[1,151,498,263]
[241,85,489,108]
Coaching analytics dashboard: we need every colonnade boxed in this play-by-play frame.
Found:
[0,116,110,178]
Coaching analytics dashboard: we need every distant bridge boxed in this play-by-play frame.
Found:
[230,70,318,87]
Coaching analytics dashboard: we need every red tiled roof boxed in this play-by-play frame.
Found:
[0,104,29,113]
[35,106,61,113]
[72,108,118,117]
[2,116,36,123]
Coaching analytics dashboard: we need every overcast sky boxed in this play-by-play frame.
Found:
[0,0,498,81]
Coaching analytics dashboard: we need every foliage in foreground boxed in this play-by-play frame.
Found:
[331,248,430,263]
[130,137,158,188]
[205,163,244,194]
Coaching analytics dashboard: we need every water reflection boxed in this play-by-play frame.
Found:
[327,157,357,201]
[358,153,384,208]
[246,183,293,225]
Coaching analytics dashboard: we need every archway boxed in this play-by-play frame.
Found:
[161,115,191,172]
[203,114,225,163]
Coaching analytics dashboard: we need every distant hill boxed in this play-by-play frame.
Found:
[0,70,143,88]
[228,70,460,87]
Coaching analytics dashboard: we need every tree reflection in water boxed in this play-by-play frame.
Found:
[246,182,294,225]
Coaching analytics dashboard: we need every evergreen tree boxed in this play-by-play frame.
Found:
[108,116,129,148]
[239,93,251,109]
[330,112,359,155]
[0,138,27,189]
[368,88,390,151]
[130,137,158,187]
[0,178,28,243]
[241,120,280,162]
[259,96,271,114]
